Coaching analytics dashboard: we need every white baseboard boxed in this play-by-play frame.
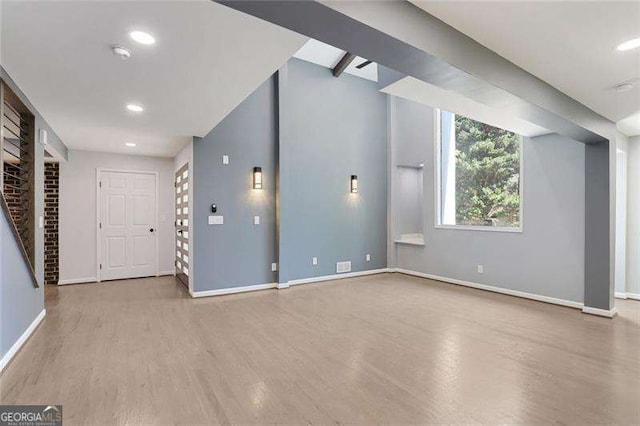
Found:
[0,309,46,373]
[189,269,391,297]
[158,270,176,277]
[190,282,277,298]
[626,292,640,301]
[58,277,97,285]
[582,306,618,318]
[393,268,584,310]
[615,292,628,299]
[288,268,391,286]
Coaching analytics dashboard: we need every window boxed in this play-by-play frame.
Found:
[436,110,522,231]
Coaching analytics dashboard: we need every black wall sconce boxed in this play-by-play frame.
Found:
[253,167,263,189]
[350,174,358,194]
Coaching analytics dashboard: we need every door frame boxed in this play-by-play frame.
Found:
[96,168,160,282]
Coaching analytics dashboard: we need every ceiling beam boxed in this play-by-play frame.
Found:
[332,52,355,77]
[214,0,613,144]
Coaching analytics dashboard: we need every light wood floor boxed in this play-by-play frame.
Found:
[1,273,639,424]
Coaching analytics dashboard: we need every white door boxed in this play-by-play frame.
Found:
[99,170,157,281]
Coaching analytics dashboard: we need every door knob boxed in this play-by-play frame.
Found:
[150,228,155,233]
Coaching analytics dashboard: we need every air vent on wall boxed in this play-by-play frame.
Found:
[336,261,352,274]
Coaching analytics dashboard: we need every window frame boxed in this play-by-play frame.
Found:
[434,108,525,233]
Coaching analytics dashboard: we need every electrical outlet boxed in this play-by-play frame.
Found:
[271,263,277,272]
[477,264,484,274]
[222,155,229,164]
[312,257,318,266]
[254,216,260,225]
[366,254,371,262]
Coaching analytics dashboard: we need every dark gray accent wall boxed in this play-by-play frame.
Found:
[278,59,387,283]
[584,143,611,310]
[193,76,278,291]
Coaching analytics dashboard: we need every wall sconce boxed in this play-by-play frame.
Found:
[350,175,358,194]
[253,167,263,190]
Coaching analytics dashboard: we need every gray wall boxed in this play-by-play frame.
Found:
[193,76,278,291]
[1,209,44,359]
[391,97,586,303]
[278,59,388,282]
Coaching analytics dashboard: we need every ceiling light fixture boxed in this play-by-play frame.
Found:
[126,104,144,112]
[615,82,634,93]
[129,31,155,45]
[111,45,131,60]
[125,142,136,147]
[616,37,640,51]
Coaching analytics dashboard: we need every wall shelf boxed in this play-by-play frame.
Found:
[394,233,425,246]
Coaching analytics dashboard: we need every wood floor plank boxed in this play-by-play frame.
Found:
[1,273,638,424]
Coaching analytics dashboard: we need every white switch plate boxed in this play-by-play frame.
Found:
[366,254,371,262]
[39,216,44,228]
[222,155,229,164]
[271,263,277,272]
[208,215,224,225]
[477,264,484,274]
[312,257,318,266]
[254,216,260,225]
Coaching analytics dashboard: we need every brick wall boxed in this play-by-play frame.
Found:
[44,162,59,285]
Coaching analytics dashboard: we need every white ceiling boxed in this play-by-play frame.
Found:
[410,1,640,136]
[1,1,307,157]
[293,39,378,82]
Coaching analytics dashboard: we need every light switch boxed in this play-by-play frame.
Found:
[222,155,229,165]
[208,215,224,225]
[312,257,318,266]
[39,216,44,228]
[271,263,278,272]
[254,216,260,225]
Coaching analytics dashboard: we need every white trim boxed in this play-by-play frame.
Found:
[393,268,583,309]
[276,282,291,290]
[58,277,97,285]
[288,268,391,286]
[626,292,640,301]
[433,108,525,233]
[190,282,277,298]
[582,306,618,318]
[96,168,160,282]
[434,224,522,233]
[0,309,46,373]
[158,270,176,277]
[615,292,628,299]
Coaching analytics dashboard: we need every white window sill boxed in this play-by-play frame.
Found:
[434,224,523,234]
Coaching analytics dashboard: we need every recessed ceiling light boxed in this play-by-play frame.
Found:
[615,82,634,93]
[616,37,640,51]
[129,31,155,45]
[126,104,144,112]
[125,142,136,147]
